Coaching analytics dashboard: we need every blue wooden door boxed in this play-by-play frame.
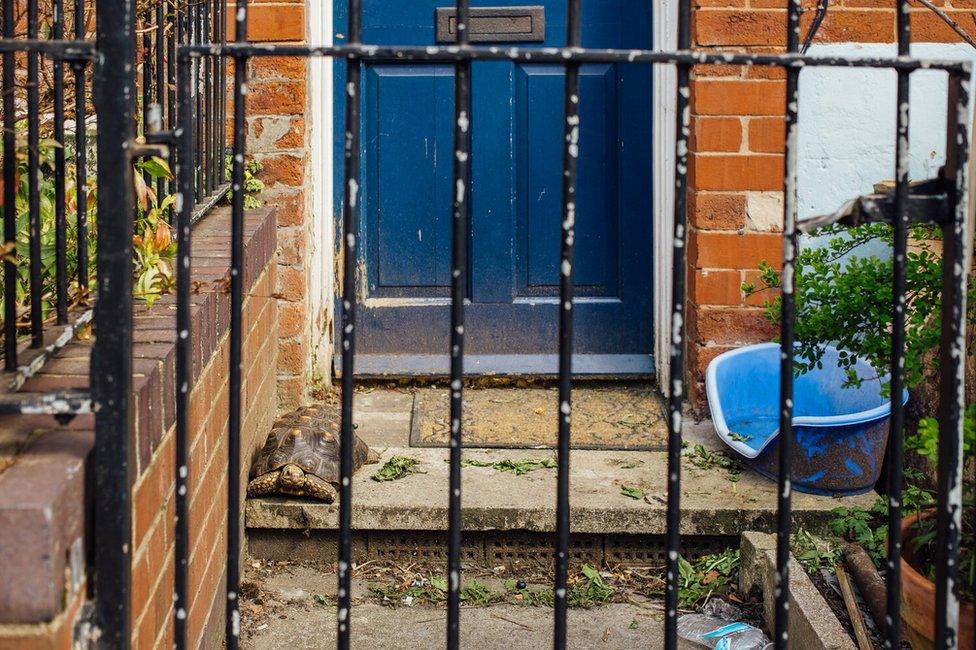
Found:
[334,1,653,375]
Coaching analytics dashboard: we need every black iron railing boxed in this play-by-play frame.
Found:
[0,0,94,412]
[1,0,225,643]
[3,0,972,647]
[169,1,972,650]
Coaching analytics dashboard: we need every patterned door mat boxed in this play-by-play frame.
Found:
[409,383,668,450]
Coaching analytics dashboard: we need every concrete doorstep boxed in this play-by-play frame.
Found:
[246,438,875,538]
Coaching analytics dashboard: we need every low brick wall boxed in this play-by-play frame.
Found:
[0,206,279,649]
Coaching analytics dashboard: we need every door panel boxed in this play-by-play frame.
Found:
[334,0,654,374]
[365,65,454,293]
[517,64,618,296]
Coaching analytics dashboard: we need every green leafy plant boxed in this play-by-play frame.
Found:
[569,564,615,608]
[224,156,264,209]
[829,499,890,568]
[369,574,448,607]
[0,126,98,333]
[748,222,973,603]
[620,485,645,500]
[457,457,556,475]
[132,157,177,307]
[675,549,740,609]
[459,579,502,605]
[743,223,974,393]
[791,528,841,574]
[684,444,742,483]
[371,455,425,482]
[904,408,974,601]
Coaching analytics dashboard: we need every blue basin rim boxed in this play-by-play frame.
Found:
[705,342,909,460]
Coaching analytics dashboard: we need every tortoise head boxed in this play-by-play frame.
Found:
[279,463,307,493]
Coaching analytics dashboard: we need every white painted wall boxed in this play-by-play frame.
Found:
[799,43,976,223]
[307,1,335,385]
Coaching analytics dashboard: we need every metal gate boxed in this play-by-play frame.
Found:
[167,1,973,647]
[1,0,971,647]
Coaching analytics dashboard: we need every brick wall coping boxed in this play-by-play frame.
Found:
[0,205,276,629]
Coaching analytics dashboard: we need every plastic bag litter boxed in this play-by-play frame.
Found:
[677,599,771,650]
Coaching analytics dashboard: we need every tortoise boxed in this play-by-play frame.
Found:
[247,404,380,502]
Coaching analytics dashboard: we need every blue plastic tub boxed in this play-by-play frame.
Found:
[705,343,908,496]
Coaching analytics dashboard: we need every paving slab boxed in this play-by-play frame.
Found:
[244,602,674,649]
[246,441,876,536]
[241,560,679,649]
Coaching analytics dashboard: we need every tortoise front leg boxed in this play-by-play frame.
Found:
[305,475,337,503]
[247,471,281,497]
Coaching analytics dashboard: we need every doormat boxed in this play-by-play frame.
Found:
[409,384,668,450]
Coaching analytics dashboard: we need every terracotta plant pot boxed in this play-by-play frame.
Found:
[900,510,974,649]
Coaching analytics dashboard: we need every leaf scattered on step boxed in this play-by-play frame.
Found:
[620,485,645,500]
[457,457,556,475]
[371,455,425,482]
[607,458,644,469]
[728,431,752,443]
[629,618,639,629]
[684,444,742,483]
[533,406,545,415]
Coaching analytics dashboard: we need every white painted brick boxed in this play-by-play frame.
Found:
[746,191,784,232]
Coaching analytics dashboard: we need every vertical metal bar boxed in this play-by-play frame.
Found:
[92,0,137,639]
[553,2,581,649]
[202,0,212,193]
[446,0,470,646]
[338,0,363,647]
[156,0,165,201]
[53,0,68,325]
[2,0,17,369]
[167,0,176,135]
[664,0,692,645]
[774,1,801,647]
[934,70,969,650]
[72,0,88,296]
[885,4,911,648]
[194,1,203,198]
[167,0,177,223]
[217,0,226,184]
[226,0,249,643]
[27,0,42,346]
[174,49,193,650]
[209,0,219,190]
[142,8,152,177]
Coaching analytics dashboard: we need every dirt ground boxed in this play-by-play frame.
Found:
[239,557,676,649]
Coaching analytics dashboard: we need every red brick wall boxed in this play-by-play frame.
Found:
[230,0,312,410]
[130,264,277,649]
[685,5,976,409]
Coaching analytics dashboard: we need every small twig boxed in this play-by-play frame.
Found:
[915,0,976,50]
[491,613,534,630]
[835,563,873,650]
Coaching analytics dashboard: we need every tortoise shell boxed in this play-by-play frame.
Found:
[250,404,375,484]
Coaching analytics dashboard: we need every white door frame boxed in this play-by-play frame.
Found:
[307,2,677,384]
[307,0,334,385]
[652,0,678,389]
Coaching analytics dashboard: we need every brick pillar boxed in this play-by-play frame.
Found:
[233,0,310,409]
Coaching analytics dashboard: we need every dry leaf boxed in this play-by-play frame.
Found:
[0,241,15,264]
[75,323,92,341]
[153,221,172,250]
